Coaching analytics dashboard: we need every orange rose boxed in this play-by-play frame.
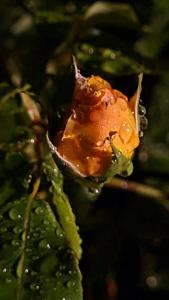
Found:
[51,58,143,179]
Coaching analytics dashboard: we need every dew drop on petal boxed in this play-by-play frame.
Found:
[119,122,133,144]
[96,141,103,147]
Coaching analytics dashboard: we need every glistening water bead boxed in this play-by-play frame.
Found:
[30,283,40,291]
[9,208,22,220]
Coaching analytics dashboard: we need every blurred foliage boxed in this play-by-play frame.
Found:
[1,0,169,300]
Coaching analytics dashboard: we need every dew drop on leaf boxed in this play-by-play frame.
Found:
[38,239,51,250]
[66,280,76,288]
[11,239,20,247]
[35,207,44,214]
[43,219,50,226]
[9,208,22,220]
[55,228,64,238]
[88,187,101,196]
[59,265,66,271]
[2,267,7,273]
[13,226,22,234]
[32,232,40,238]
[24,268,29,274]
[30,283,40,291]
[32,255,40,261]
[55,271,62,277]
[31,271,38,276]
[5,277,12,284]
[0,226,7,233]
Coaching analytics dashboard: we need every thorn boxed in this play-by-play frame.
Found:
[72,55,81,79]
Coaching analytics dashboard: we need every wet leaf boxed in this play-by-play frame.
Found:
[0,86,82,300]
[84,1,139,29]
[0,183,82,300]
[42,156,82,260]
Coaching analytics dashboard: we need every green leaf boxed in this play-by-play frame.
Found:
[0,86,82,300]
[42,156,82,260]
[0,175,82,300]
[35,10,72,24]
[84,1,139,29]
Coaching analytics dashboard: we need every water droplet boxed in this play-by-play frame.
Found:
[32,232,40,238]
[66,280,76,288]
[96,140,103,147]
[2,267,7,273]
[88,187,101,196]
[55,229,63,238]
[38,239,51,250]
[11,239,20,247]
[9,208,22,221]
[0,214,3,220]
[43,219,50,226]
[22,231,28,241]
[30,283,40,291]
[31,271,37,276]
[5,277,12,284]
[23,174,32,189]
[35,207,44,215]
[13,226,22,234]
[0,226,7,233]
[139,130,144,137]
[146,275,158,288]
[32,255,40,261]
[119,122,133,144]
[57,246,63,252]
[26,247,32,254]
[139,104,146,116]
[14,200,20,205]
[72,110,77,120]
[59,265,66,271]
[140,115,148,130]
[55,271,62,277]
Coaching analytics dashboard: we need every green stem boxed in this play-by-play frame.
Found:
[106,178,169,209]
[16,177,40,300]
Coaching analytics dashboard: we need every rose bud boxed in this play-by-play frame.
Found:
[47,57,145,184]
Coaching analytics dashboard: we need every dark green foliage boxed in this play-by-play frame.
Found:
[1,1,169,300]
[0,89,82,300]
